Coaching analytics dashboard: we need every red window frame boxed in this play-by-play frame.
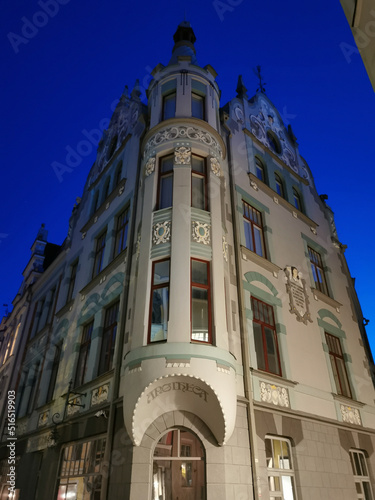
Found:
[148,258,170,344]
[98,302,119,375]
[191,155,208,211]
[251,297,281,376]
[190,259,212,344]
[325,332,352,398]
[242,201,266,258]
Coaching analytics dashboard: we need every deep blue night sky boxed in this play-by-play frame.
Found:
[1,0,374,354]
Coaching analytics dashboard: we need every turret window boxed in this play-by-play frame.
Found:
[158,155,174,209]
[149,259,170,343]
[191,259,211,343]
[163,92,176,120]
[192,93,205,120]
[191,155,208,210]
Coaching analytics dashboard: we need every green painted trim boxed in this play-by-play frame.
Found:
[317,309,342,329]
[243,281,282,307]
[244,271,278,297]
[301,233,328,255]
[343,353,352,363]
[235,185,270,214]
[317,318,346,339]
[322,343,329,353]
[190,242,212,260]
[161,79,177,93]
[151,243,171,259]
[245,309,253,320]
[276,323,287,335]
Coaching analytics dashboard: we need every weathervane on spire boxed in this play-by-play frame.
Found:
[253,65,266,93]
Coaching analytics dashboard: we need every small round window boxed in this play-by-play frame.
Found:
[153,429,206,500]
[267,130,281,155]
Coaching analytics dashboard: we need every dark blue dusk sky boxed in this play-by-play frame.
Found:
[1,0,374,354]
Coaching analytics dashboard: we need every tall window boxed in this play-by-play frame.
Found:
[114,161,123,186]
[308,247,328,295]
[98,302,119,375]
[57,437,106,500]
[91,191,99,215]
[255,157,266,183]
[153,429,205,500]
[158,155,174,209]
[275,173,285,198]
[292,188,302,211]
[75,322,93,387]
[350,450,374,500]
[251,297,281,375]
[27,362,40,414]
[191,259,211,343]
[102,177,110,204]
[92,231,107,278]
[163,92,176,120]
[265,437,296,499]
[191,155,207,210]
[149,259,170,343]
[243,201,266,258]
[113,208,129,257]
[46,343,62,402]
[66,260,78,303]
[46,286,56,325]
[192,93,205,120]
[325,333,352,398]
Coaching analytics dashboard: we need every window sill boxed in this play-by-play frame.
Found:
[79,248,127,297]
[311,288,342,311]
[81,177,126,234]
[241,245,282,277]
[332,393,365,407]
[250,368,298,387]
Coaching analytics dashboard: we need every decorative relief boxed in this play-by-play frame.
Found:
[153,221,171,245]
[145,126,223,158]
[166,360,191,368]
[174,146,191,165]
[38,411,49,428]
[250,179,258,191]
[210,157,221,177]
[145,156,156,176]
[217,363,230,374]
[284,266,313,325]
[260,381,290,408]
[192,221,211,245]
[66,397,82,416]
[91,384,109,407]
[222,236,228,262]
[310,226,317,235]
[340,405,362,426]
[129,364,142,374]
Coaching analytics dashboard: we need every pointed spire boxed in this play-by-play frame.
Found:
[253,65,266,93]
[236,75,248,99]
[122,85,129,98]
[169,21,197,65]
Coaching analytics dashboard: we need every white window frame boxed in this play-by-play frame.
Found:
[265,436,297,500]
[350,449,374,499]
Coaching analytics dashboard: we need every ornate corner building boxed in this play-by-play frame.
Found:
[1,21,375,500]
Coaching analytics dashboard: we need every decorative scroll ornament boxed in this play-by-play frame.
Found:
[222,236,228,262]
[145,125,223,158]
[91,384,109,407]
[153,221,171,245]
[174,146,191,165]
[260,382,290,408]
[340,405,362,426]
[210,157,221,177]
[145,156,156,176]
[284,266,313,325]
[192,221,211,245]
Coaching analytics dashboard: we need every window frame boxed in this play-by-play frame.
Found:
[275,173,285,198]
[191,92,205,120]
[190,259,212,344]
[265,436,297,500]
[75,321,94,388]
[242,200,267,258]
[66,260,78,304]
[191,154,208,211]
[292,187,302,212]
[162,92,176,120]
[46,342,62,402]
[349,449,374,500]
[255,157,266,184]
[98,301,119,376]
[157,154,174,210]
[113,207,129,258]
[325,332,352,398]
[148,258,170,344]
[308,246,329,296]
[92,231,107,278]
[251,296,282,376]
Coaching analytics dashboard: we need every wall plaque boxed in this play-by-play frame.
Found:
[284,266,312,324]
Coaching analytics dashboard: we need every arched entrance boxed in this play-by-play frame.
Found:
[152,429,206,500]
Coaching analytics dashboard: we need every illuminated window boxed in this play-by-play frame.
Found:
[265,437,297,500]
[251,297,281,376]
[243,201,266,258]
[325,332,352,398]
[153,429,205,500]
[350,450,374,499]
[158,155,174,209]
[191,259,211,343]
[149,259,170,343]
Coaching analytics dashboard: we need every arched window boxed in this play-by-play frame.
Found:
[255,157,266,184]
[153,429,205,500]
[275,173,285,198]
[267,130,281,155]
[292,188,302,212]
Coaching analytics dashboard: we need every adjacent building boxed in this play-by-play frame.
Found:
[1,21,375,500]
